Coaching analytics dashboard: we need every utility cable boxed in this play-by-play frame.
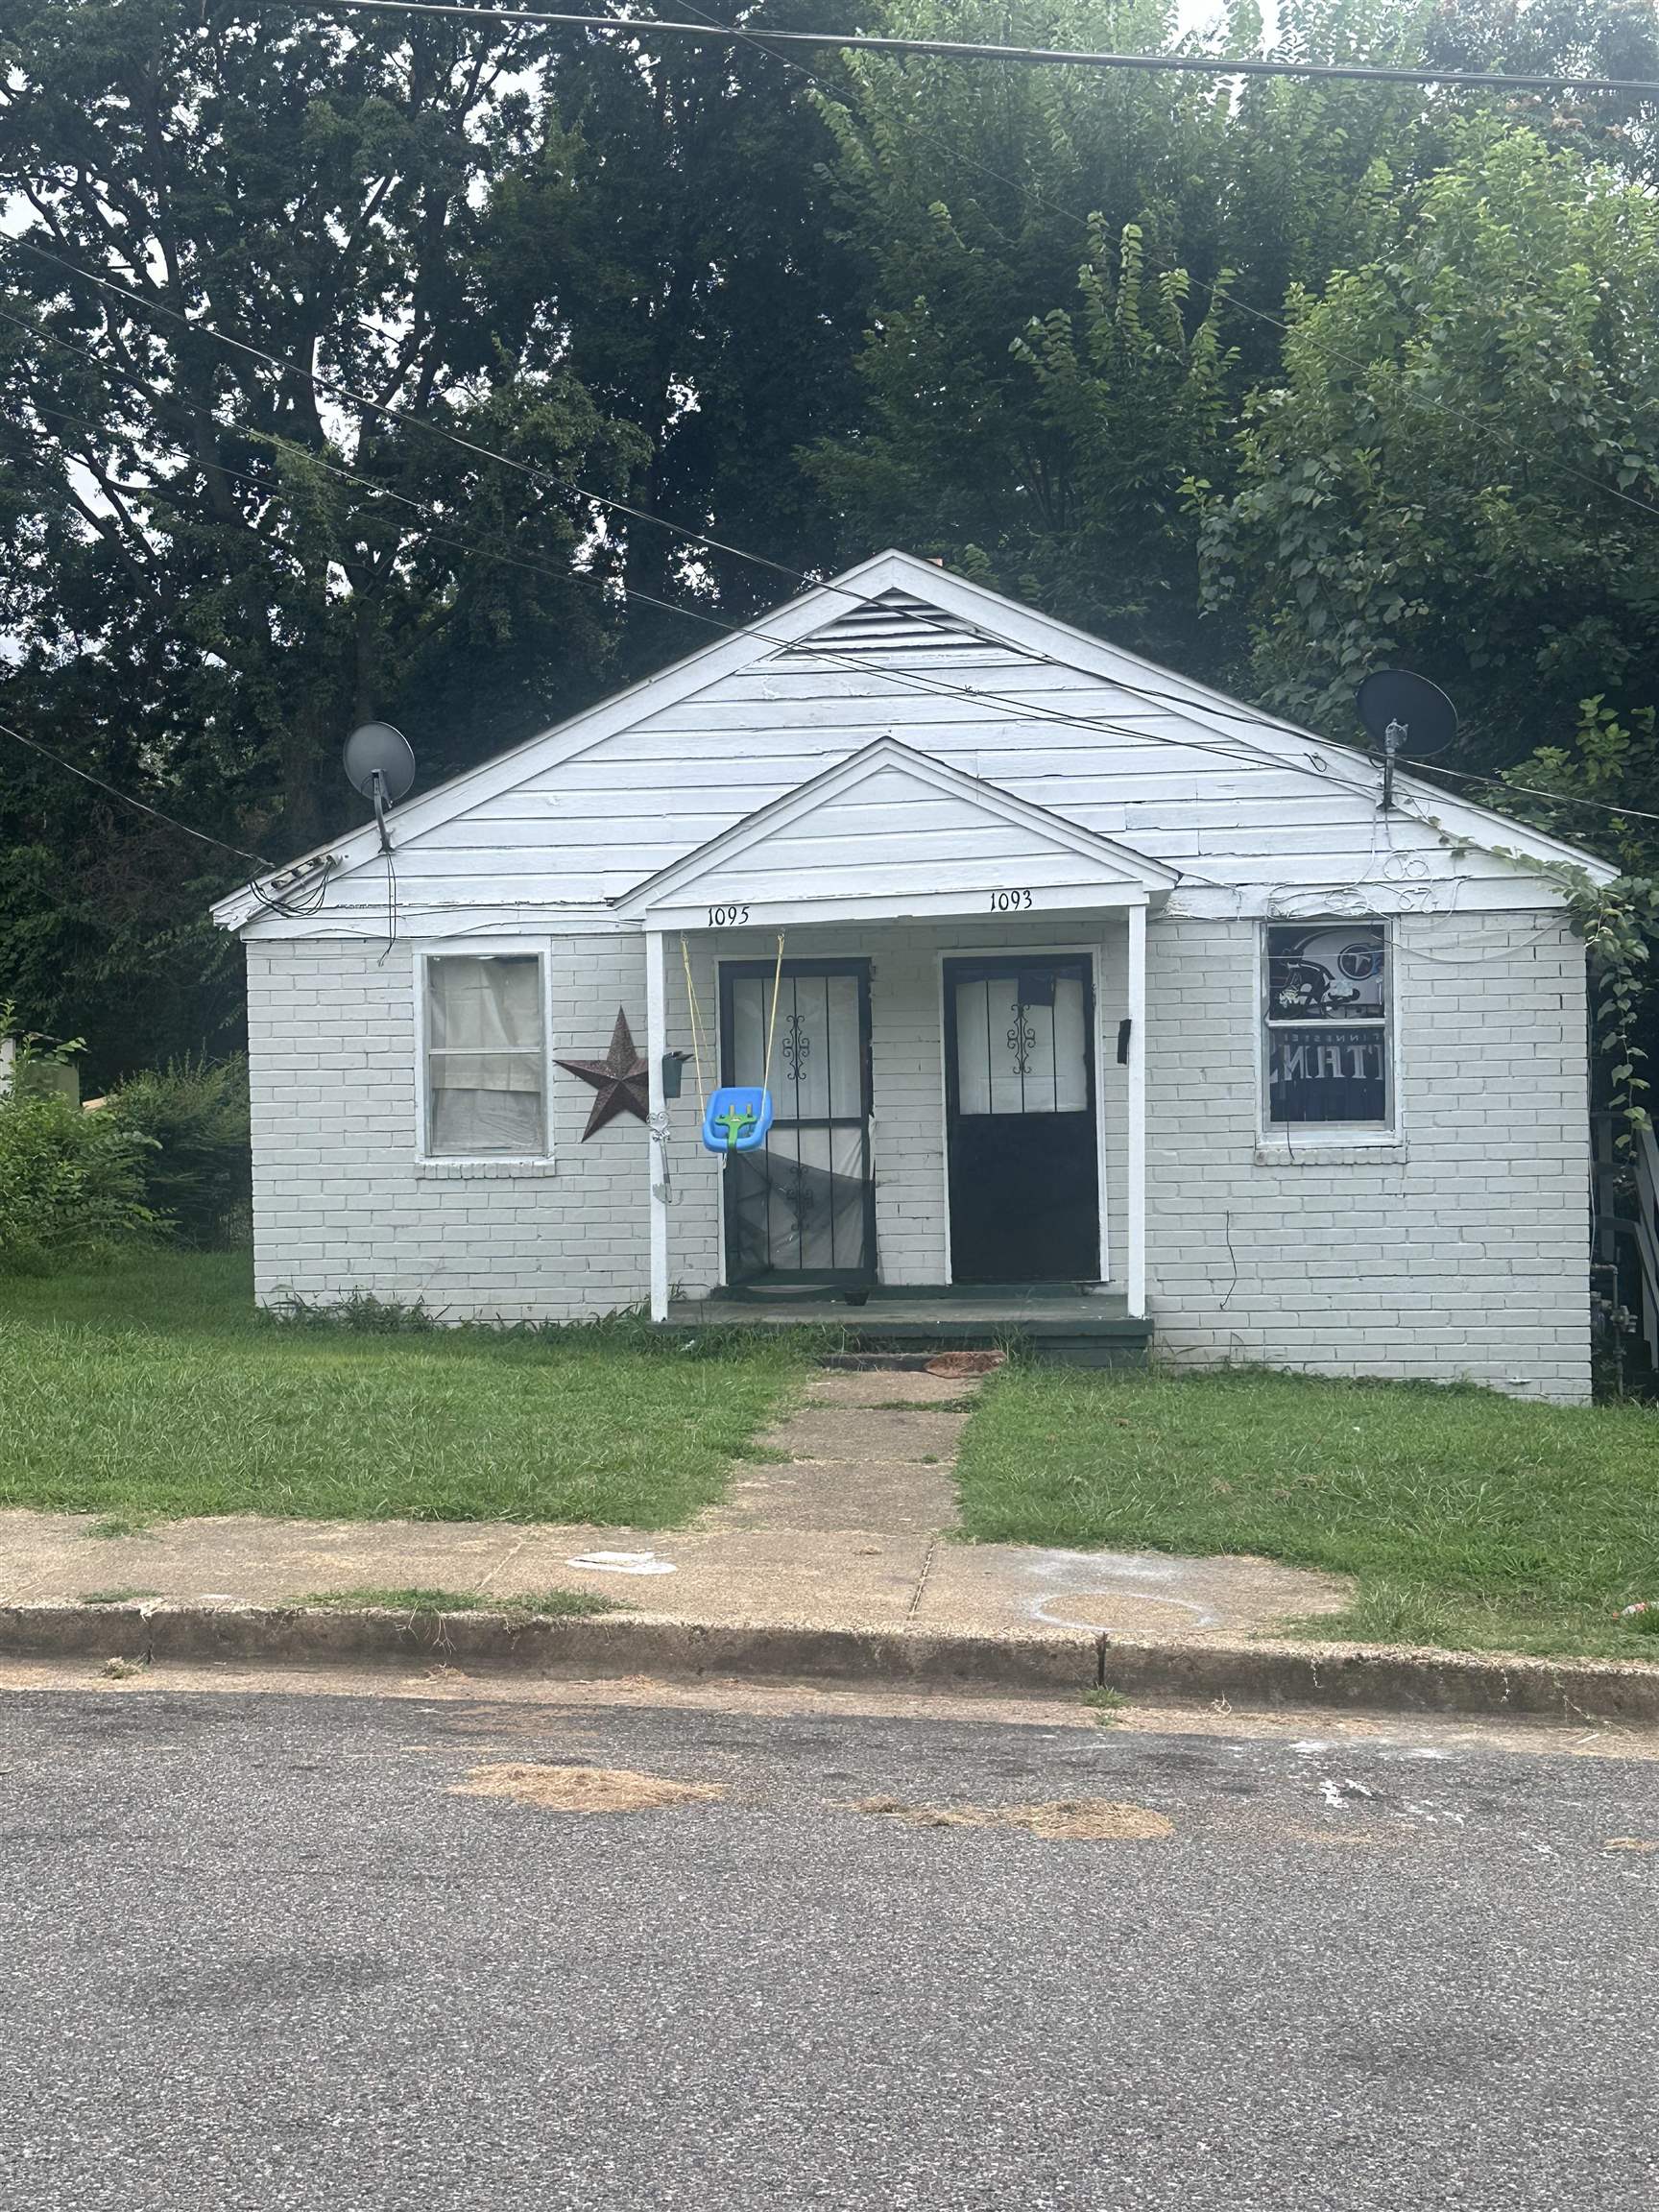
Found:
[316,3,1659,98]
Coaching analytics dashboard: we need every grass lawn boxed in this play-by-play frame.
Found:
[0,1253,801,1527]
[953,1365,1659,1662]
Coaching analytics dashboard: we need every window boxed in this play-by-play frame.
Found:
[424,953,546,1157]
[1263,923,1390,1129]
[951,966,1090,1117]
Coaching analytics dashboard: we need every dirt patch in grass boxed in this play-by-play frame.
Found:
[853,1794,1172,1841]
[451,1763,726,1815]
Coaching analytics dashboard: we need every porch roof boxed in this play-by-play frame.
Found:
[613,736,1178,931]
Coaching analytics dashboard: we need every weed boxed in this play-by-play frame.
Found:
[1082,1686,1131,1727]
[293,1585,626,1618]
[79,1589,159,1606]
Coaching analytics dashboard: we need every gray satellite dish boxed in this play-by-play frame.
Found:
[343,721,416,852]
[1356,670,1456,810]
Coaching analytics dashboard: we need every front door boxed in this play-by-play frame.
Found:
[943,955,1100,1283]
[720,959,877,1286]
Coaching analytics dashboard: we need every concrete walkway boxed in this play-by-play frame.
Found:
[0,1365,1348,1647]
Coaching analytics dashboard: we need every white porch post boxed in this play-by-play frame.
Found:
[644,926,670,1324]
[1126,900,1147,1320]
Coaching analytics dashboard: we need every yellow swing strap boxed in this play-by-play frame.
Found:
[679,933,709,1118]
[760,931,786,1094]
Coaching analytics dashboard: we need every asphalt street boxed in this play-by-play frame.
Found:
[1,1682,1655,2211]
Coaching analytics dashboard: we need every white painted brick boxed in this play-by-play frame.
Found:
[246,907,1592,1399]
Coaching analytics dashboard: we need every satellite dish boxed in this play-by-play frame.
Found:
[343,721,417,805]
[1356,670,1456,812]
[1356,670,1457,754]
[343,721,416,854]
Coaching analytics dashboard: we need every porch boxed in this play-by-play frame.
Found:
[664,1284,1154,1369]
[622,737,1175,1331]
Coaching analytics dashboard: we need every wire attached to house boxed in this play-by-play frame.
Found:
[8,243,1651,865]
[0,713,276,867]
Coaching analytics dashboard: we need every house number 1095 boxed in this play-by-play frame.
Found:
[708,902,751,926]
[988,888,1033,912]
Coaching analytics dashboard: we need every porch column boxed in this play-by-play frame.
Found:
[1126,900,1147,1319]
[644,926,670,1324]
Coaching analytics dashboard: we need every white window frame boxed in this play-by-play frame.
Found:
[414,942,555,1166]
[1257,918,1399,1146]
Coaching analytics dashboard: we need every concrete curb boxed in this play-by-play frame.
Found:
[3,1602,1658,1721]
[0,1603,1098,1694]
[1096,1636,1659,1724]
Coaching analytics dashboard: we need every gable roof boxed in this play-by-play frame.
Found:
[613,736,1178,928]
[212,547,1615,931]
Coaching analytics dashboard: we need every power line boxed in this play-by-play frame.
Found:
[1407,757,1659,828]
[0,230,1451,813]
[5,218,1641,854]
[12,248,1643,874]
[0,268,1312,787]
[0,232,805,591]
[318,2,1659,98]
[0,715,276,866]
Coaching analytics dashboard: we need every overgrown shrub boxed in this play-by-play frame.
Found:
[105,1054,252,1249]
[0,1083,160,1272]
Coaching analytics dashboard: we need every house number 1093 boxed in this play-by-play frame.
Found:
[988,888,1033,912]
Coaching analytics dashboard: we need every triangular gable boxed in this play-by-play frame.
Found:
[613,737,1177,929]
[213,546,1615,931]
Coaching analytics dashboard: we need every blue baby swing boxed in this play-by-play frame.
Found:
[683,931,783,1155]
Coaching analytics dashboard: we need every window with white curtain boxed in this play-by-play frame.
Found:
[423,953,546,1157]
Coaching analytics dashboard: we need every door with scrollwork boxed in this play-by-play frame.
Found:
[719,960,876,1286]
[943,955,1099,1283]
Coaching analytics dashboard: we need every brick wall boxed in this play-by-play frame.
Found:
[1142,912,1591,1403]
[245,907,1591,1398]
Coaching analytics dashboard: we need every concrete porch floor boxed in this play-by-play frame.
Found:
[664,1285,1152,1366]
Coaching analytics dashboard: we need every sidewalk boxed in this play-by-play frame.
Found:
[5,1366,1659,1724]
[0,1367,1341,1647]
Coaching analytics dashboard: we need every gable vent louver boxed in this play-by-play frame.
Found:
[777,588,1022,662]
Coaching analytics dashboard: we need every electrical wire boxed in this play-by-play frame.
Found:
[681,3,1659,541]
[0,713,276,867]
[8,290,1636,920]
[7,215,1649,855]
[316,3,1659,97]
[7,213,1652,820]
[0,288,1302,790]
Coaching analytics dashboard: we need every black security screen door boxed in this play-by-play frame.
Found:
[944,955,1099,1284]
[719,959,876,1286]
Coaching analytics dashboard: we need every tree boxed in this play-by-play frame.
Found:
[1195,121,1659,769]
[801,0,1440,658]
[0,0,643,1079]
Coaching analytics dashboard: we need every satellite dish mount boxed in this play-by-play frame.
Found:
[1355,671,1457,813]
[343,722,418,854]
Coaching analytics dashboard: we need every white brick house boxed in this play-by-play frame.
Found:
[214,551,1612,1401]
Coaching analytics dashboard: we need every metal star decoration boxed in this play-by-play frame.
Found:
[556,1007,651,1139]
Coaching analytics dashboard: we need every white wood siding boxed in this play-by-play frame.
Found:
[230,560,1610,936]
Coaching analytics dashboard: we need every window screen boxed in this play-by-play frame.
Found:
[425,954,545,1156]
[1264,923,1389,1127]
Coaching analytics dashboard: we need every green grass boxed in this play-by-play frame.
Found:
[79,1589,160,1606]
[953,1364,1659,1662]
[294,1585,626,1618]
[0,1253,802,1528]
